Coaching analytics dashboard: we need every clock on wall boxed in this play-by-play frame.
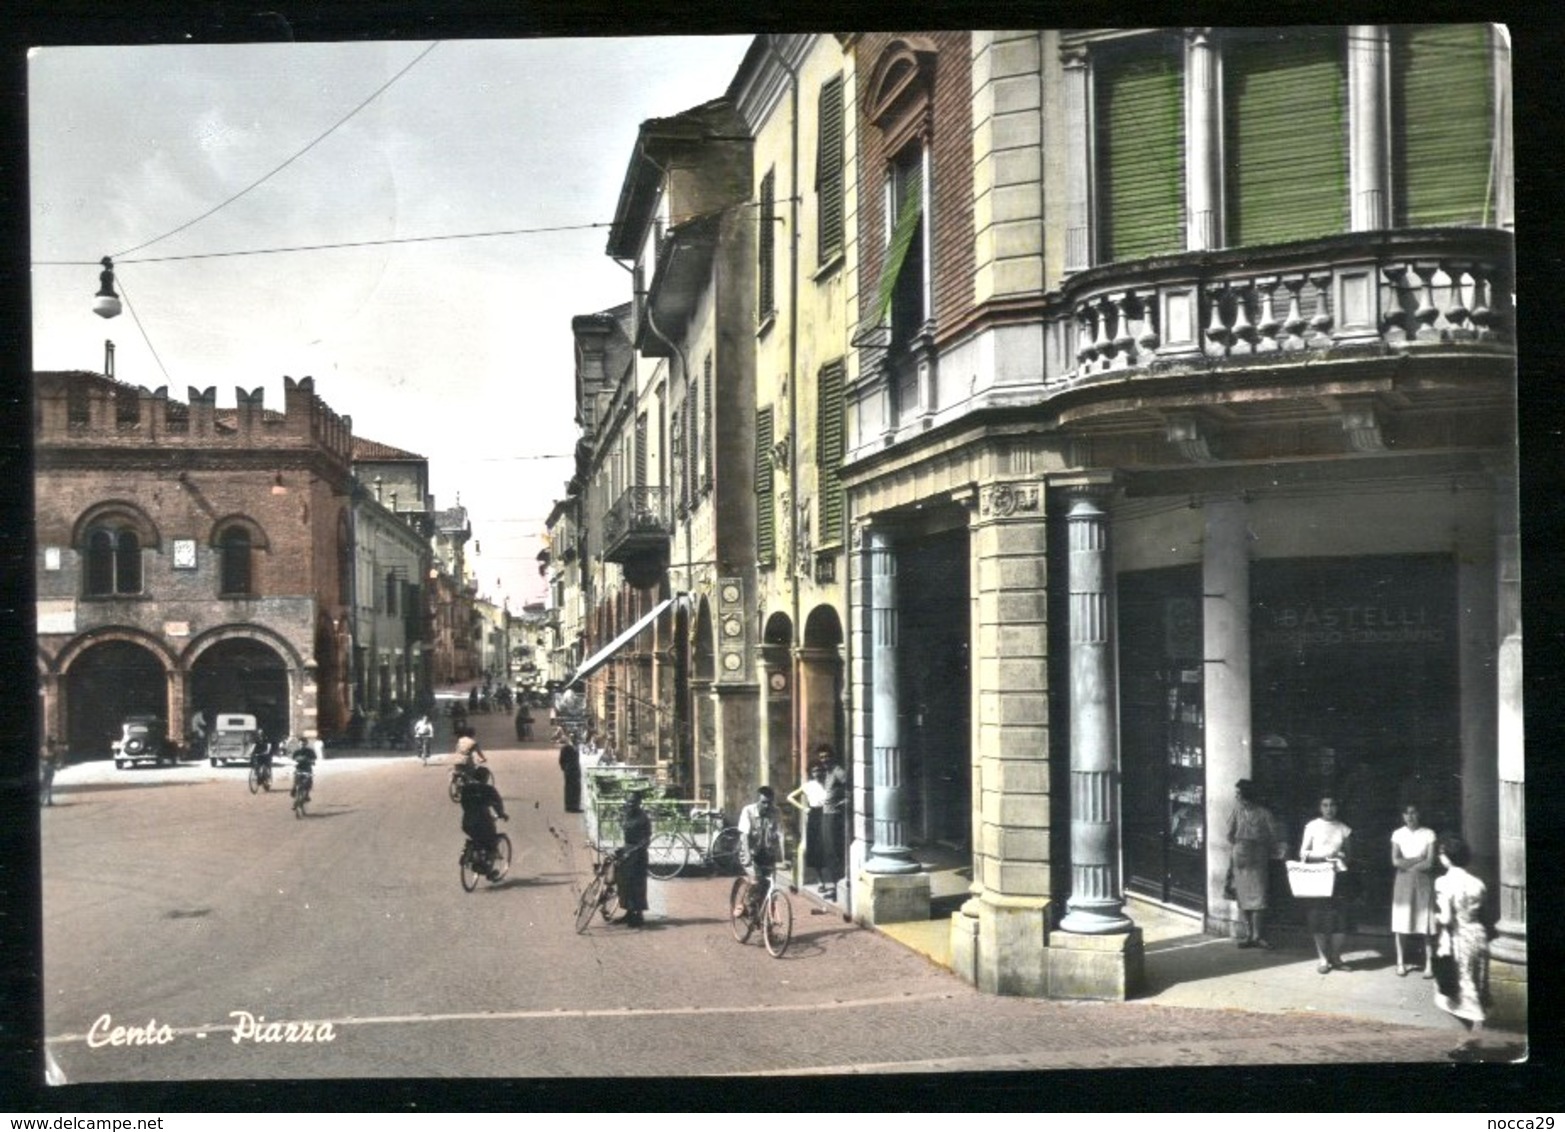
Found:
[769,671,787,692]
[721,583,741,605]
[722,616,743,639]
[722,652,742,673]
[173,539,197,569]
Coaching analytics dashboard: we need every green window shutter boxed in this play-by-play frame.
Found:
[1224,30,1348,246]
[1392,24,1493,227]
[1097,43,1185,262]
[634,413,647,487]
[758,170,776,320]
[872,164,924,325]
[817,75,845,263]
[702,353,714,489]
[816,360,846,546]
[755,407,775,563]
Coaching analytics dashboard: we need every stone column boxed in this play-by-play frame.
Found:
[1348,26,1390,231]
[864,526,918,875]
[1062,46,1092,273]
[1059,487,1133,934]
[1184,28,1221,252]
[953,481,1052,996]
[1489,469,1527,1025]
[1203,496,1252,935]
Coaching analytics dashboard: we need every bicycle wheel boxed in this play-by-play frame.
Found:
[459,843,481,892]
[763,887,794,957]
[600,880,620,923]
[248,765,261,794]
[293,785,308,818]
[729,877,755,943]
[646,832,689,880]
[708,827,742,874]
[489,834,512,883]
[448,776,462,803]
[574,876,603,933]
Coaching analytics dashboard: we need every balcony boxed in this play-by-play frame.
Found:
[602,486,671,588]
[1055,228,1513,388]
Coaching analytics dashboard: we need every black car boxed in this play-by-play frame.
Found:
[113,715,174,769]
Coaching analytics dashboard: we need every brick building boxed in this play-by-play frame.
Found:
[34,372,358,757]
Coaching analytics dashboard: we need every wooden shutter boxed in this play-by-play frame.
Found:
[1392,24,1493,227]
[758,170,776,320]
[634,413,648,487]
[1097,42,1185,262]
[816,359,846,546]
[873,162,923,325]
[702,352,714,490]
[817,75,845,263]
[755,407,775,564]
[1224,30,1348,246]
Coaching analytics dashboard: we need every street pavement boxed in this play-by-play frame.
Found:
[37,706,1523,1090]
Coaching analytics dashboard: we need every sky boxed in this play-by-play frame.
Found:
[28,34,754,610]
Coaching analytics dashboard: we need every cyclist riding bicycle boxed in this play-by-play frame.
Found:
[459,765,509,881]
[736,785,786,918]
[291,739,317,801]
[250,729,273,787]
[413,714,435,762]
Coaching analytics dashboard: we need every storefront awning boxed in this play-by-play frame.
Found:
[566,597,675,688]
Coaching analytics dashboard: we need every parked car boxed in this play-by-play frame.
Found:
[207,713,267,768]
[113,715,173,769]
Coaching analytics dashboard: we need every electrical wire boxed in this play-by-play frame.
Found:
[112,42,442,261]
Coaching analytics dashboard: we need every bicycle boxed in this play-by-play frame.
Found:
[291,767,313,818]
[449,762,477,802]
[729,871,793,957]
[573,846,622,933]
[417,734,433,765]
[646,807,743,879]
[459,828,513,892]
[248,754,273,794]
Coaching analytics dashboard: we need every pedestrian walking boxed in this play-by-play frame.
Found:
[559,738,582,813]
[1432,835,1491,1057]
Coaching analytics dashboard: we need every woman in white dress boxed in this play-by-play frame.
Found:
[1433,835,1490,1045]
[1389,804,1438,977]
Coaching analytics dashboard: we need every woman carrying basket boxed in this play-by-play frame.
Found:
[1298,795,1353,974]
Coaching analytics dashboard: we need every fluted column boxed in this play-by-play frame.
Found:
[1184,28,1221,252]
[1491,470,1526,966]
[1062,46,1092,273]
[1348,26,1390,231]
[1060,489,1132,933]
[865,527,919,873]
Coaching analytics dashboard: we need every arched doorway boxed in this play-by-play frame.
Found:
[189,638,291,744]
[801,604,846,766]
[64,639,169,760]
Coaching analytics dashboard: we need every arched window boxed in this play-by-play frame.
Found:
[84,525,142,596]
[219,525,253,595]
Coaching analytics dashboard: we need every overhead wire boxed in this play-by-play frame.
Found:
[111,41,443,261]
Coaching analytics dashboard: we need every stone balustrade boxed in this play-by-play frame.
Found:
[1058,228,1513,384]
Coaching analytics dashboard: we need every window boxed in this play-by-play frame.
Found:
[634,412,648,487]
[1391,24,1495,227]
[816,75,845,264]
[337,512,353,608]
[873,146,926,346]
[1223,30,1348,246]
[755,406,775,565]
[816,360,847,546]
[385,571,399,616]
[758,169,777,322]
[219,525,253,595]
[1095,39,1184,262]
[84,525,142,596]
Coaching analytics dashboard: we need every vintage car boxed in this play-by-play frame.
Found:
[113,715,174,769]
[207,713,268,768]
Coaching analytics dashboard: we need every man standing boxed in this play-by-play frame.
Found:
[558,738,582,812]
[618,789,652,927]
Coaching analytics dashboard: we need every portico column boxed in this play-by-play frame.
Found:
[1490,470,1527,978]
[1203,496,1252,935]
[1184,28,1221,252]
[1348,26,1391,231]
[1060,488,1132,933]
[865,526,918,873]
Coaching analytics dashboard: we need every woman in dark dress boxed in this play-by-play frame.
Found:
[558,741,582,812]
[617,789,652,927]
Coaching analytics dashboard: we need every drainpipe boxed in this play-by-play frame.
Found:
[765,33,803,768]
